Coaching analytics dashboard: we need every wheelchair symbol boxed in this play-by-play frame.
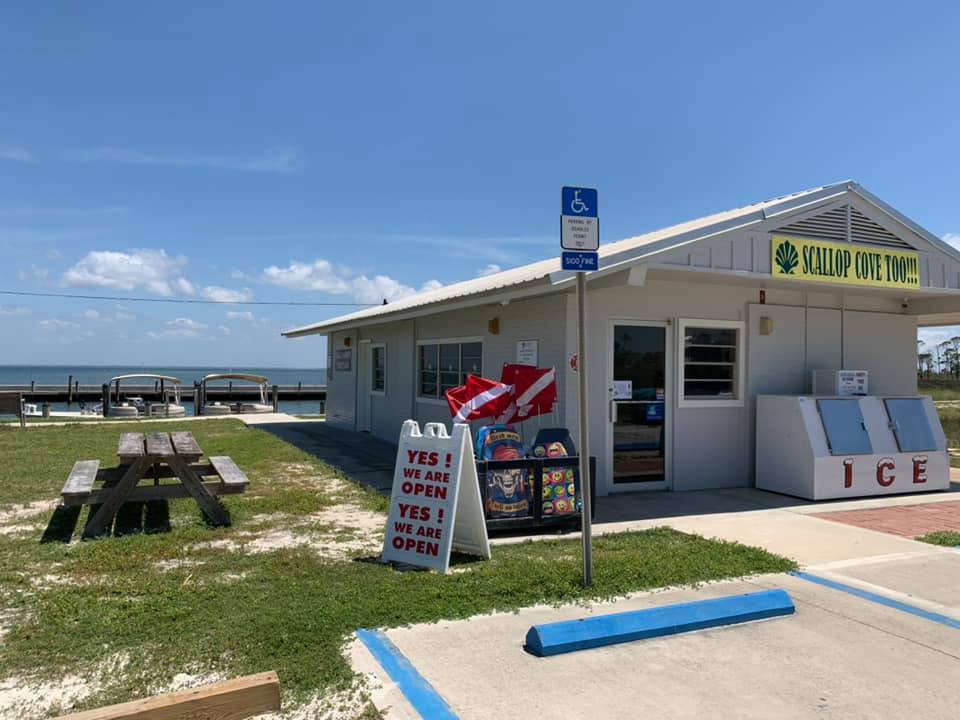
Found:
[570,190,589,214]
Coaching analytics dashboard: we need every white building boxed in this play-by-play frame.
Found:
[283,181,960,496]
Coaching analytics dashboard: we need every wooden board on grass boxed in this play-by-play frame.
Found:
[55,671,280,720]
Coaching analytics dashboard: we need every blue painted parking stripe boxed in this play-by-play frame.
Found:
[792,571,960,630]
[356,629,458,720]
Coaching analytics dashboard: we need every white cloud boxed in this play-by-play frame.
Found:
[63,146,302,173]
[0,305,31,316]
[226,310,254,321]
[45,249,64,260]
[147,317,208,339]
[40,318,80,329]
[17,265,49,281]
[350,275,419,304]
[918,327,960,350]
[114,311,135,321]
[218,325,232,336]
[943,233,960,251]
[262,259,349,294]
[79,309,101,320]
[175,277,195,295]
[63,249,188,296]
[61,248,256,304]
[0,145,32,162]
[201,285,254,303]
[262,258,441,304]
[477,264,501,277]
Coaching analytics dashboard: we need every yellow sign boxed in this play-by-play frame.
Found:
[770,235,920,289]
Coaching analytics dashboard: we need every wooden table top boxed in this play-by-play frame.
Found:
[118,431,204,463]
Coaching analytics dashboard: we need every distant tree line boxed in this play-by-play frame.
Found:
[917,337,960,380]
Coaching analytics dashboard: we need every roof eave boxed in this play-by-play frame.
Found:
[281,276,559,337]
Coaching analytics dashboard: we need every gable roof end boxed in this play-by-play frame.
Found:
[282,181,949,337]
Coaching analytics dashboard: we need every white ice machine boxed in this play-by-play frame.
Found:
[756,395,950,500]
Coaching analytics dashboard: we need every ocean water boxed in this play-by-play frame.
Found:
[0,365,326,416]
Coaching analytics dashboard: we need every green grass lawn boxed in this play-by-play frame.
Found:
[0,420,795,719]
[932,405,960,467]
[916,531,960,546]
[919,380,960,402]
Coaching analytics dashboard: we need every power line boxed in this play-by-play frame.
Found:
[0,289,378,307]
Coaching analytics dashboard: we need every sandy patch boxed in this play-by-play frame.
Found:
[28,573,77,590]
[0,652,130,719]
[0,500,57,526]
[188,502,385,560]
[311,505,384,536]
[261,676,379,720]
[160,670,226,694]
[153,558,206,572]
[0,522,40,537]
[218,571,248,583]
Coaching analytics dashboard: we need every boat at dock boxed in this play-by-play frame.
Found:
[106,374,186,418]
[198,373,276,415]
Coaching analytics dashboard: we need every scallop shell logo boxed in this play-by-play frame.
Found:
[775,240,799,275]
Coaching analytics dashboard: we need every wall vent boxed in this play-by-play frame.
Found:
[775,205,911,249]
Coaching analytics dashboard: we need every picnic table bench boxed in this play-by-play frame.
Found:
[61,431,249,537]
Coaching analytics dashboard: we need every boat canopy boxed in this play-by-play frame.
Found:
[200,373,269,385]
[108,374,182,385]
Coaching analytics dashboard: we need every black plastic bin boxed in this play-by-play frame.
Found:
[475,455,597,534]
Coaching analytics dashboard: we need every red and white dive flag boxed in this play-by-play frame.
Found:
[496,364,557,424]
[445,375,514,423]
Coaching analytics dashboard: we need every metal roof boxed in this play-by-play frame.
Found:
[282,181,951,337]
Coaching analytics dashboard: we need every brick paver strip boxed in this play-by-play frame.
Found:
[812,500,960,538]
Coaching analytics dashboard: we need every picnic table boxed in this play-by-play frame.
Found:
[61,431,249,537]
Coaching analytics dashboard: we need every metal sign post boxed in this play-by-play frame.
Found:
[561,185,598,587]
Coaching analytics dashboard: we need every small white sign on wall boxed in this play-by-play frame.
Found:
[613,380,633,400]
[517,339,539,366]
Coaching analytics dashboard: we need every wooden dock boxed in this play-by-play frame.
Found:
[0,383,326,403]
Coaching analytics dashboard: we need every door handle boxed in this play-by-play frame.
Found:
[610,400,618,424]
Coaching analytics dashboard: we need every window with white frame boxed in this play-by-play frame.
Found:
[678,319,744,407]
[418,340,482,399]
[371,344,386,394]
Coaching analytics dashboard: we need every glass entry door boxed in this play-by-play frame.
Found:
[611,324,667,486]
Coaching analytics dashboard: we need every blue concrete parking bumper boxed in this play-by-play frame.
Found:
[524,588,795,657]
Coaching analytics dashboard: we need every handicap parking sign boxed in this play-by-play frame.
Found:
[561,186,599,253]
[562,187,598,218]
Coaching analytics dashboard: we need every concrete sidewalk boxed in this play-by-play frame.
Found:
[252,420,398,493]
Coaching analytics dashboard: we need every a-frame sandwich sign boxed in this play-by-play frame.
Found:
[381,421,490,573]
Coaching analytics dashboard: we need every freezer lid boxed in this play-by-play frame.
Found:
[816,399,873,455]
[884,398,938,452]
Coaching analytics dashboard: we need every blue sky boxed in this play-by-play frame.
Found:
[1,2,959,366]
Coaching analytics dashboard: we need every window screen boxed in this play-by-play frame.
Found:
[884,398,937,452]
[817,399,873,455]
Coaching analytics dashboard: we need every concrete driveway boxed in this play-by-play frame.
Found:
[351,488,960,719]
[353,564,960,719]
